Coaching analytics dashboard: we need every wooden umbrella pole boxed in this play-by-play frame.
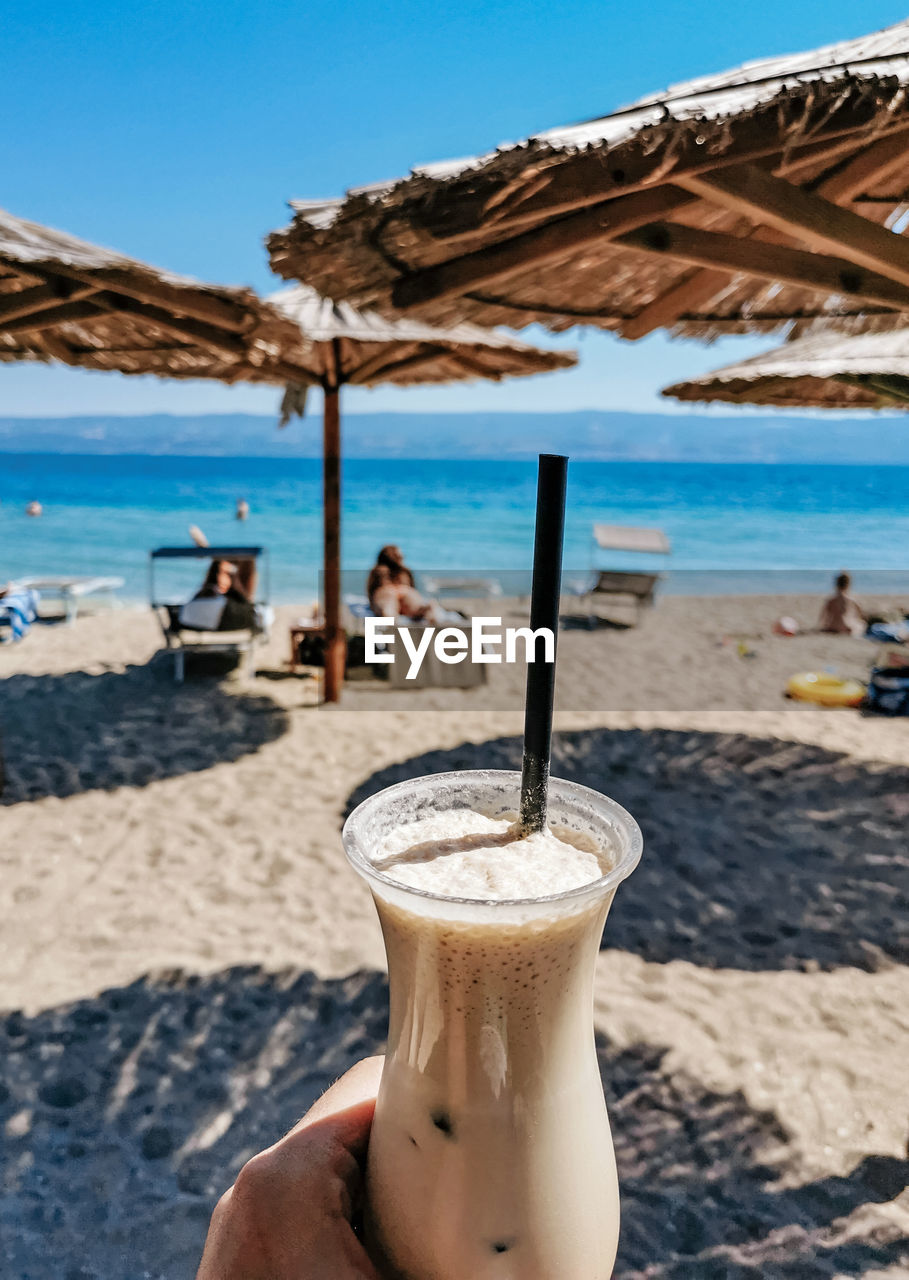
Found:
[322,377,345,702]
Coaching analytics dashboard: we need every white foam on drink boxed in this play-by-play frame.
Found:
[372,807,607,900]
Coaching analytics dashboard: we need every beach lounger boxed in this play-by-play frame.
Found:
[344,594,375,626]
[0,587,40,642]
[11,575,123,625]
[420,576,503,600]
[149,546,271,684]
[578,524,671,625]
[342,595,487,689]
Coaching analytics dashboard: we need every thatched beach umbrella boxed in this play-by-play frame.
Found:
[663,327,909,409]
[266,285,577,702]
[268,19,909,342]
[0,206,313,383]
[0,207,576,702]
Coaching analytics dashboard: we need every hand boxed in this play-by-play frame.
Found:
[196,1056,384,1280]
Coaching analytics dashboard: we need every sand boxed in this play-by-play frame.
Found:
[1,594,908,1277]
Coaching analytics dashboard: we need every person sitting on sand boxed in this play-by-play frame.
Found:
[818,572,866,637]
[367,544,443,625]
[180,557,261,632]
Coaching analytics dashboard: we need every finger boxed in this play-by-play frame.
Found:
[302,1056,385,1130]
[275,1056,384,1170]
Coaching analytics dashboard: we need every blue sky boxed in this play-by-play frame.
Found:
[2,1,905,419]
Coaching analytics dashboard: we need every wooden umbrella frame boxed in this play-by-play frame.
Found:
[322,343,345,701]
[267,20,909,345]
[264,288,577,703]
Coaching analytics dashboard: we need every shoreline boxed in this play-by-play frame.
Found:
[66,577,909,610]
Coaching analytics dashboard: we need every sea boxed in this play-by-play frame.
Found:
[1,454,907,603]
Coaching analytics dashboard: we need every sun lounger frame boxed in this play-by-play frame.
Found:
[149,546,270,684]
[11,575,124,625]
[342,594,488,689]
[582,524,672,625]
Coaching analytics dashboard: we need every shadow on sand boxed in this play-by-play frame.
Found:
[1,968,906,1278]
[346,728,909,974]
[0,652,289,804]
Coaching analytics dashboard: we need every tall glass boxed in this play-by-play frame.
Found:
[342,769,642,1280]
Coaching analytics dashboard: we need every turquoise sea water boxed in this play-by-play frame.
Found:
[1,454,907,601]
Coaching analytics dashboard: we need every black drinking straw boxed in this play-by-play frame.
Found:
[519,454,568,833]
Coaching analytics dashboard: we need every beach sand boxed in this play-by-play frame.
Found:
[1,594,908,1277]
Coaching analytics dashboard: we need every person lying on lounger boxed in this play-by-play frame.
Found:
[179,558,261,631]
[366,544,444,625]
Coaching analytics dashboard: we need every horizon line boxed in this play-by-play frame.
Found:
[0,406,892,422]
[0,449,904,466]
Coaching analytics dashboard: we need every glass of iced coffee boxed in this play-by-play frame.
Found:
[342,767,642,1280]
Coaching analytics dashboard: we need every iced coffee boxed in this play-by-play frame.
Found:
[342,769,642,1280]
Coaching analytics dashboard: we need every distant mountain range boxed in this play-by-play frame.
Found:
[0,410,905,464]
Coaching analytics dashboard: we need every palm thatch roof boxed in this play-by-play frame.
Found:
[663,327,909,409]
[268,19,909,341]
[0,207,319,384]
[268,284,576,386]
[0,208,574,394]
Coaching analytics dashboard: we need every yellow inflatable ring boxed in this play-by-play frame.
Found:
[786,672,865,708]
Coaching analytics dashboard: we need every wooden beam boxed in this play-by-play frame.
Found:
[95,294,251,359]
[351,344,466,384]
[811,129,909,203]
[0,287,314,383]
[835,372,909,405]
[245,355,319,384]
[615,221,909,311]
[0,281,98,325]
[0,289,256,362]
[678,163,909,288]
[0,298,115,334]
[620,267,733,340]
[345,341,426,384]
[12,261,255,334]
[99,299,315,383]
[392,186,697,310]
[322,339,345,703]
[450,349,504,380]
[269,357,322,384]
[621,133,909,340]
[419,117,909,240]
[33,332,78,364]
[0,257,263,358]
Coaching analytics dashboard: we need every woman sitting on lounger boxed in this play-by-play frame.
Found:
[180,558,260,631]
[367,545,443,625]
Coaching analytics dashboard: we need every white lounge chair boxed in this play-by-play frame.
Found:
[11,576,124,625]
[578,524,671,625]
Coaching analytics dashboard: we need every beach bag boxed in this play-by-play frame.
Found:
[866,666,909,716]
